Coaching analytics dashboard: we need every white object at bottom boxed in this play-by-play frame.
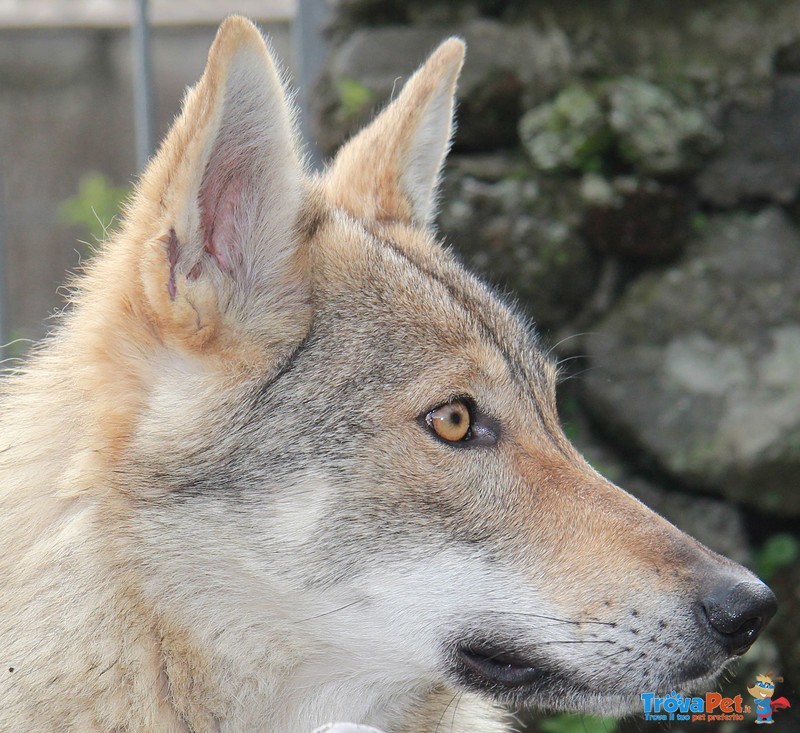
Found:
[313,725,387,733]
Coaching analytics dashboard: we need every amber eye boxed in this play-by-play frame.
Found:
[426,400,472,443]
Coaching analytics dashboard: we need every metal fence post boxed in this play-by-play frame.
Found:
[132,0,155,170]
[292,0,331,170]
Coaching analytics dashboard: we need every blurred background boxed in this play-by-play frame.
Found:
[1,1,798,731]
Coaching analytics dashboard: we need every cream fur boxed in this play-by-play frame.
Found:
[0,17,502,733]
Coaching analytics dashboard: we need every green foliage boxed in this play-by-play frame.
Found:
[337,76,375,120]
[756,533,800,581]
[538,714,618,733]
[59,173,129,243]
[558,393,582,441]
[690,211,709,233]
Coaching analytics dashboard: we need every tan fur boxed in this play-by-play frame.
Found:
[0,16,772,733]
[326,39,464,226]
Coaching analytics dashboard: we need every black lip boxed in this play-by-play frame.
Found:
[455,641,723,706]
[457,644,544,688]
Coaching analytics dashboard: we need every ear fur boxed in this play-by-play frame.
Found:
[325,38,465,228]
[134,16,309,357]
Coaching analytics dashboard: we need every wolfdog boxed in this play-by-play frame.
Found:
[0,16,776,733]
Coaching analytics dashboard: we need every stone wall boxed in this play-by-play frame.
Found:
[315,1,800,730]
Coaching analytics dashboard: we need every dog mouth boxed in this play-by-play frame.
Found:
[453,639,726,711]
[456,644,545,689]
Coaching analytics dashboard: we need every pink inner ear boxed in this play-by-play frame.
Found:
[167,228,179,300]
[199,147,247,276]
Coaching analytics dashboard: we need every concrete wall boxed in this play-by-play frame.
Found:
[0,22,291,344]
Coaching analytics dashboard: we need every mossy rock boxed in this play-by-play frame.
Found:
[606,77,719,175]
[583,209,800,514]
[519,77,718,177]
[519,84,610,173]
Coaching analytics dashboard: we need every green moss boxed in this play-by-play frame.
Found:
[521,76,717,177]
[519,84,612,174]
[607,77,717,174]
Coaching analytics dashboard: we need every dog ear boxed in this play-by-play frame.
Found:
[134,16,310,360]
[325,38,465,228]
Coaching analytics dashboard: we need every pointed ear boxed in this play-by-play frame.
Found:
[325,38,465,228]
[134,16,310,359]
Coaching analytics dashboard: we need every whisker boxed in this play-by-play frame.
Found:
[292,598,365,624]
[434,690,460,733]
[528,640,614,646]
[558,365,601,382]
[598,648,629,661]
[450,691,464,733]
[488,610,617,627]
[546,332,596,358]
[555,353,588,368]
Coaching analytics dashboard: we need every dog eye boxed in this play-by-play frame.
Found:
[420,398,500,448]
[426,400,472,442]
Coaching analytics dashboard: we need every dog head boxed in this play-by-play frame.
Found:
[87,17,776,721]
[748,673,782,699]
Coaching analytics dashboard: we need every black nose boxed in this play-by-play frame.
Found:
[701,580,777,656]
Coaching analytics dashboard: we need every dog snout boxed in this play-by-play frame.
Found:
[699,578,777,656]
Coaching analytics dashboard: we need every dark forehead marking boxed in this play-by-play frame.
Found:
[377,235,555,427]
[379,237,540,377]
